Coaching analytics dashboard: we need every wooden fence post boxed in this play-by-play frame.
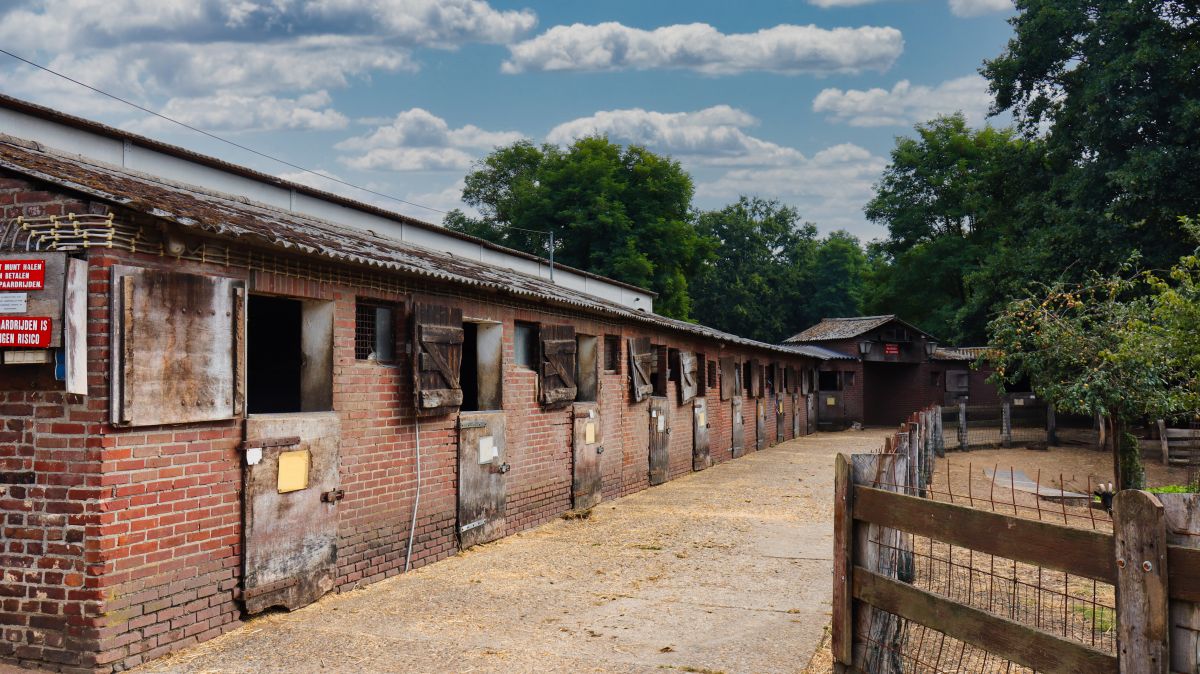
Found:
[1157,494,1200,673]
[1001,397,1013,448]
[933,405,945,458]
[850,452,909,674]
[958,399,968,452]
[1113,490,1170,673]
[1046,403,1057,446]
[833,454,854,669]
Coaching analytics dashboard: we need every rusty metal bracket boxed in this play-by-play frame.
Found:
[241,436,301,451]
[321,488,345,503]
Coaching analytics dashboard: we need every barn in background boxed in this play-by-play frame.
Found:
[782,315,1001,428]
[0,95,820,673]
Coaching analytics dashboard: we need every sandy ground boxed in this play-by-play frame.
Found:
[133,430,892,674]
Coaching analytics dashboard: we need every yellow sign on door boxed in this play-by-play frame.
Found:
[585,422,596,444]
[277,450,310,493]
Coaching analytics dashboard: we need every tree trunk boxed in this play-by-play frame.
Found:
[1116,417,1146,490]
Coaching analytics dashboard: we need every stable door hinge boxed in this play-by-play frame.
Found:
[321,488,345,504]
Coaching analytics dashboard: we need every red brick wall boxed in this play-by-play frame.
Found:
[0,178,819,673]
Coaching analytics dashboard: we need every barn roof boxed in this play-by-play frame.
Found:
[782,315,933,343]
[931,346,989,362]
[0,134,807,357]
[780,344,857,361]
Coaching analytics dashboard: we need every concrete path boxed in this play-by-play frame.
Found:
[135,430,887,674]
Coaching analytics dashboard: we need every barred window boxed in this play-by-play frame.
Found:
[355,301,396,362]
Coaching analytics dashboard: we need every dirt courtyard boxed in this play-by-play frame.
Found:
[130,430,890,674]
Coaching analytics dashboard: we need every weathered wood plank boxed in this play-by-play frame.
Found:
[1113,489,1169,673]
[853,485,1116,582]
[1168,545,1200,601]
[61,257,87,396]
[853,569,1117,674]
[1159,494,1200,673]
[832,453,854,665]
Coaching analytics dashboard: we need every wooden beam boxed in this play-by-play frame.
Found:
[1157,494,1200,672]
[853,569,1116,674]
[853,485,1116,583]
[1113,489,1169,673]
[1168,545,1200,601]
[832,453,854,665]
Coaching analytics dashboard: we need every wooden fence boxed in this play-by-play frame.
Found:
[833,405,1200,674]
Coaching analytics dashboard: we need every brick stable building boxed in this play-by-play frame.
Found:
[782,315,999,428]
[0,96,820,672]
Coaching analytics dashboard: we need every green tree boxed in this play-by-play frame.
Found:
[987,231,1200,489]
[690,197,864,342]
[863,114,1045,343]
[445,137,708,319]
[983,0,1200,274]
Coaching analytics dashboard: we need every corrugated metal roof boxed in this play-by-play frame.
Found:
[0,135,808,357]
[931,346,989,362]
[0,94,653,297]
[780,344,858,361]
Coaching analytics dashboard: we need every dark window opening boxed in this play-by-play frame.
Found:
[604,334,621,372]
[946,370,969,394]
[742,361,752,396]
[667,348,680,382]
[461,321,503,411]
[765,365,775,394]
[576,334,598,402]
[843,371,856,387]
[248,295,333,414]
[515,322,539,369]
[355,301,396,362]
[707,360,717,392]
[652,345,668,396]
[930,370,942,388]
[818,370,841,391]
[248,295,301,413]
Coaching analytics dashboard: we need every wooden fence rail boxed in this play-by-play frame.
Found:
[832,404,1200,674]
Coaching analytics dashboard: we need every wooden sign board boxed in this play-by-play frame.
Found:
[0,253,65,349]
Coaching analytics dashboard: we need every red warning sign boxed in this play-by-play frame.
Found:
[0,259,46,291]
[0,317,52,347]
[884,343,900,355]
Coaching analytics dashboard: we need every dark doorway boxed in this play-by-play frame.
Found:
[863,362,920,426]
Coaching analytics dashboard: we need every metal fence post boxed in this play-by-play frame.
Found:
[1001,397,1013,448]
[1113,490,1169,673]
[958,399,968,451]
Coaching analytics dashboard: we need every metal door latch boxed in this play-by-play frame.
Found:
[596,446,605,454]
[321,488,345,503]
[493,462,511,474]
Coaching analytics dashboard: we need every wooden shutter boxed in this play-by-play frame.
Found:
[719,356,734,401]
[539,324,577,407]
[413,303,464,415]
[110,266,243,427]
[678,351,698,404]
[749,359,761,398]
[627,337,653,402]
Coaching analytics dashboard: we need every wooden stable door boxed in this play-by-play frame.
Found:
[756,399,767,450]
[572,402,603,510]
[458,412,507,549]
[792,393,802,438]
[731,396,745,458]
[776,396,786,442]
[242,412,342,614]
[648,397,671,485]
[692,398,711,471]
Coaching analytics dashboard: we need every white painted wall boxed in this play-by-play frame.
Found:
[0,106,654,311]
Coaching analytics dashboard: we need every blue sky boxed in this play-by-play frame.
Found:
[0,0,1015,241]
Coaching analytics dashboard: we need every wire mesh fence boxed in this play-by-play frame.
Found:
[840,411,1118,673]
[939,396,1099,451]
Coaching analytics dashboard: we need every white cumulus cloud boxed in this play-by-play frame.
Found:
[812,75,992,127]
[130,91,349,133]
[502,22,903,75]
[336,108,524,171]
[949,0,1014,16]
[546,106,802,166]
[698,143,888,230]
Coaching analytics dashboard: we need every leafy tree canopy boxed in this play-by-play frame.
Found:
[445,137,708,320]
